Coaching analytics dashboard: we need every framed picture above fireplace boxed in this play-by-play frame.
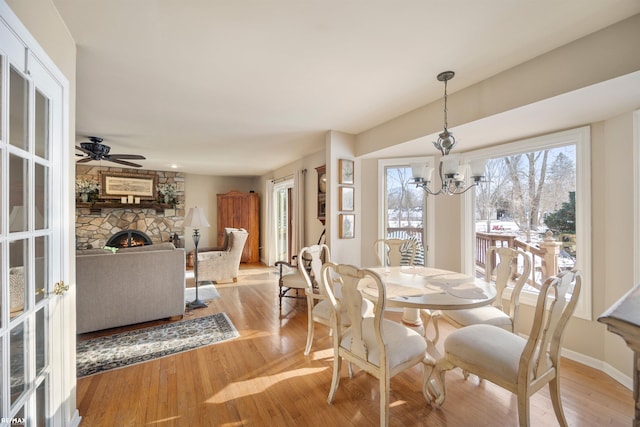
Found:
[99,171,157,200]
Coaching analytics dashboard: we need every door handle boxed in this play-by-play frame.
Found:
[53,281,69,295]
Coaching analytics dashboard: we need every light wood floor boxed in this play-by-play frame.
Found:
[77,264,634,426]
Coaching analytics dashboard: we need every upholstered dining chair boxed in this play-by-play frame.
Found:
[423,269,582,427]
[373,238,417,267]
[299,244,331,355]
[275,254,308,308]
[375,238,440,343]
[440,246,532,333]
[296,245,374,356]
[321,262,427,427]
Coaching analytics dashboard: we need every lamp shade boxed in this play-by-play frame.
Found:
[470,158,488,178]
[184,207,210,228]
[411,164,434,182]
[441,155,460,176]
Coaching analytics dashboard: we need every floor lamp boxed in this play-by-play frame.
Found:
[185,206,210,309]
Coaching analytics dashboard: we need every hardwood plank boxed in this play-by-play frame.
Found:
[77,264,634,426]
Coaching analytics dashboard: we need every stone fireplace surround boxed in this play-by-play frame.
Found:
[75,165,185,250]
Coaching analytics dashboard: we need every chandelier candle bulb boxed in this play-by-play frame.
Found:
[412,164,434,182]
[456,165,466,181]
[470,159,488,179]
[442,155,460,176]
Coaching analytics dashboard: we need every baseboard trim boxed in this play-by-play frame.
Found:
[561,348,632,390]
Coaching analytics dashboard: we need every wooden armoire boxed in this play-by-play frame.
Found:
[217,190,259,263]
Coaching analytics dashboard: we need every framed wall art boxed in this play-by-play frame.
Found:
[339,214,355,239]
[339,186,354,211]
[99,171,157,200]
[338,159,354,185]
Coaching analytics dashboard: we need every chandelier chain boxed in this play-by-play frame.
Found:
[443,78,448,131]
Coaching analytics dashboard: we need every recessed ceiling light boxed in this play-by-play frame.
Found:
[170,164,178,169]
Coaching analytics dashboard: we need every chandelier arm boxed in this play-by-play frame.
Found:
[449,182,478,196]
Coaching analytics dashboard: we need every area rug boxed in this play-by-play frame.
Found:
[184,284,220,303]
[77,312,239,377]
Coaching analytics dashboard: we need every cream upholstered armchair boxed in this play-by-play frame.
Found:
[423,269,582,427]
[197,228,248,284]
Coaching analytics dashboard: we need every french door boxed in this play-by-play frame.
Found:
[273,180,293,263]
[1,5,73,426]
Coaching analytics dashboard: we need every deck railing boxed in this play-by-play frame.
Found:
[385,228,565,289]
[476,231,563,289]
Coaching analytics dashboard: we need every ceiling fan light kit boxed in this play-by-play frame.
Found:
[412,71,488,196]
[76,136,146,168]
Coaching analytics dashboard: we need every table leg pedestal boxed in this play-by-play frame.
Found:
[402,308,423,328]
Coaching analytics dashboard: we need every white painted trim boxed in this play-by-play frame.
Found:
[561,348,632,390]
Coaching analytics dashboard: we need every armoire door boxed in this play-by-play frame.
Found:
[217,190,259,263]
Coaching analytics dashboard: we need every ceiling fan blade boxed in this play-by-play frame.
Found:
[109,159,143,168]
[76,145,94,155]
[77,158,93,163]
[107,154,146,160]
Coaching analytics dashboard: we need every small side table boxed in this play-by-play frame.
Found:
[598,283,640,427]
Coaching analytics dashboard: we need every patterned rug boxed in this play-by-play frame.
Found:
[77,312,239,377]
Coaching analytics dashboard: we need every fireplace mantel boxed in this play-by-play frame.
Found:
[76,201,174,213]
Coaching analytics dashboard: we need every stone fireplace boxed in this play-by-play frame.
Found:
[75,165,185,249]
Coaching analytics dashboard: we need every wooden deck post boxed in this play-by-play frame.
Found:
[539,231,561,281]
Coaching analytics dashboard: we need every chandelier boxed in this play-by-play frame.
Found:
[412,71,487,195]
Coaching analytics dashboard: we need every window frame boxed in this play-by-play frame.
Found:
[461,126,592,320]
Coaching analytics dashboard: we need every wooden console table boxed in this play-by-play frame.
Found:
[598,283,640,426]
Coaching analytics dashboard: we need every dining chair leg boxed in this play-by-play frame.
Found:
[328,355,342,404]
[517,392,531,427]
[304,304,314,356]
[549,377,569,427]
[380,373,390,427]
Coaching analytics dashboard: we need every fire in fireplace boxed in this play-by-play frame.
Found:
[106,230,153,248]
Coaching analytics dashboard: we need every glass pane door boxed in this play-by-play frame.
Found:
[1,18,66,424]
[274,181,292,263]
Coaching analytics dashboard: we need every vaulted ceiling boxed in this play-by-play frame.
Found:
[52,0,640,175]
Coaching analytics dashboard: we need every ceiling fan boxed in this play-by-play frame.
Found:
[75,136,146,168]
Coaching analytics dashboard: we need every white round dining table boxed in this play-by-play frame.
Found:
[363,266,497,331]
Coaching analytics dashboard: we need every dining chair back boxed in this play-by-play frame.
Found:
[373,238,416,267]
[321,262,427,427]
[441,246,532,332]
[299,244,331,355]
[423,268,582,427]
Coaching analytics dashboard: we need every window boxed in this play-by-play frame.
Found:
[462,127,591,320]
[378,157,433,266]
